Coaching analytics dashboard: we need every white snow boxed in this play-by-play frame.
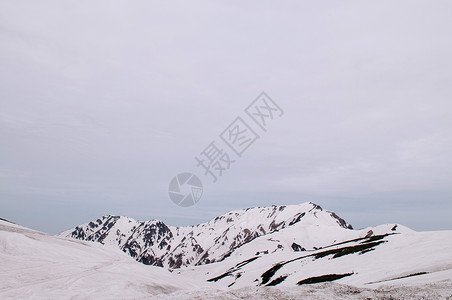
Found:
[2,202,452,299]
[0,220,204,299]
[179,224,452,290]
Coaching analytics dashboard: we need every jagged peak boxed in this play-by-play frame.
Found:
[73,202,348,232]
[60,202,354,268]
[97,215,165,225]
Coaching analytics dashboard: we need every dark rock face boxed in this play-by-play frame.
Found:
[0,218,15,224]
[291,242,306,252]
[365,230,374,238]
[289,213,305,226]
[329,212,353,230]
[297,273,354,285]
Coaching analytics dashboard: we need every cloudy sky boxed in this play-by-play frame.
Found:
[1,1,451,234]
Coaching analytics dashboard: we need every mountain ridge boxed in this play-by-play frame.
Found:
[3,218,452,299]
[60,202,353,268]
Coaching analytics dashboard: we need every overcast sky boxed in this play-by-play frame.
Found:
[1,1,451,234]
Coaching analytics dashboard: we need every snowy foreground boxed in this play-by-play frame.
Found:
[0,220,202,299]
[1,209,452,299]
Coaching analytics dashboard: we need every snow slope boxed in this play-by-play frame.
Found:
[3,202,452,299]
[0,220,203,299]
[179,224,452,290]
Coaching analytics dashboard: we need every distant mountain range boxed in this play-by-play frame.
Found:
[59,202,353,268]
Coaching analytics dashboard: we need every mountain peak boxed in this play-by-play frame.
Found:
[60,202,352,268]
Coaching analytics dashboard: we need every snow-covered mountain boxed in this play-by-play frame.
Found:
[2,203,452,299]
[60,202,353,268]
[0,219,201,299]
[188,223,452,290]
